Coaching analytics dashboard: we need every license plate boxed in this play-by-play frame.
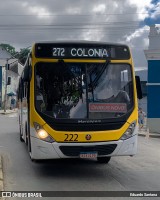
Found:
[80,152,97,158]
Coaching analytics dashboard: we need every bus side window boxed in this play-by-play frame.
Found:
[23,58,31,103]
[20,79,23,102]
[23,58,32,82]
[21,79,23,99]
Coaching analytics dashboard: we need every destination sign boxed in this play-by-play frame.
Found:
[89,103,127,113]
[35,43,130,59]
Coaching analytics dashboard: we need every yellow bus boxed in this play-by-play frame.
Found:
[18,41,142,163]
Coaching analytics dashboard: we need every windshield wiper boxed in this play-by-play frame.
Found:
[89,60,110,90]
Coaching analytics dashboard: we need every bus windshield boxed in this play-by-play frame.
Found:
[35,62,133,119]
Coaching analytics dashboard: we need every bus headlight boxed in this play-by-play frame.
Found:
[33,122,55,143]
[120,121,136,140]
[37,129,48,139]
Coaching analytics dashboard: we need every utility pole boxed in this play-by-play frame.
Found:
[4,59,8,112]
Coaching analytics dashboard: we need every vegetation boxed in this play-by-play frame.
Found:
[0,43,16,55]
[15,48,30,65]
[0,43,30,65]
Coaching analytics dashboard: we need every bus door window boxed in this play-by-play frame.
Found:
[36,73,46,112]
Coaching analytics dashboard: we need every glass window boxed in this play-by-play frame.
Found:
[35,62,133,119]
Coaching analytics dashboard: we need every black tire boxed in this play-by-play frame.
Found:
[19,116,24,142]
[27,133,31,153]
[30,157,35,162]
[97,156,111,164]
[25,122,28,146]
[26,121,32,154]
[31,159,41,163]
[20,131,24,142]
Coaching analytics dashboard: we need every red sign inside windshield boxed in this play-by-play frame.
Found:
[89,103,127,113]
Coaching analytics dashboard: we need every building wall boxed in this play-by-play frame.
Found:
[0,47,24,109]
[0,66,2,108]
[6,70,19,108]
[0,64,22,109]
[149,25,160,50]
[1,65,6,108]
[0,47,11,59]
[144,25,160,133]
[147,60,160,119]
[7,70,18,93]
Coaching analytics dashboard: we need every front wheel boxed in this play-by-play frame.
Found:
[19,116,24,142]
[20,131,24,142]
[97,156,111,164]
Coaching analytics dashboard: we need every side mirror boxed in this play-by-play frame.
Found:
[135,76,143,99]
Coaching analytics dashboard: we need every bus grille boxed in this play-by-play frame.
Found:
[59,144,117,157]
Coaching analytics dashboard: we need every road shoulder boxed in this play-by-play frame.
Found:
[0,109,17,115]
[138,129,160,139]
[0,156,4,200]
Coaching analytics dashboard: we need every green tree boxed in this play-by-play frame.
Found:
[0,43,30,65]
[16,48,30,65]
[0,43,16,55]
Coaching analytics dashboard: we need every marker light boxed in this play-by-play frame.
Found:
[33,122,42,131]
[33,122,55,143]
[120,121,137,140]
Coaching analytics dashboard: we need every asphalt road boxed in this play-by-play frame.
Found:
[0,113,160,200]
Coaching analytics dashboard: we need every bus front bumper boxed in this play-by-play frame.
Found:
[30,134,137,160]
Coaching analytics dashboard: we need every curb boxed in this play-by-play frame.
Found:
[0,156,4,195]
[0,110,17,115]
[138,132,160,139]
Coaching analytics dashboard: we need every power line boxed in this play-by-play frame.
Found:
[0,22,149,29]
[0,22,145,27]
[0,26,146,28]
[0,29,149,32]
[0,12,158,16]
[0,29,149,35]
[0,26,149,30]
[0,19,149,27]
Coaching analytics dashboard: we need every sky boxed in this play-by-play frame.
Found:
[0,0,160,69]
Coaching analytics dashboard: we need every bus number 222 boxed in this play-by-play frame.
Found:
[64,134,78,141]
